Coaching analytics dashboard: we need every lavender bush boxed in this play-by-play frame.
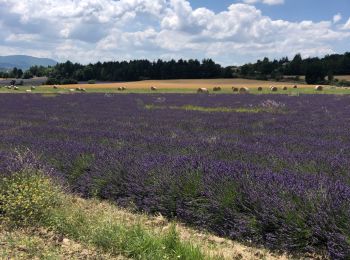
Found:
[0,93,349,258]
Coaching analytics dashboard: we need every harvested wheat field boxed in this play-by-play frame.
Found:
[3,78,347,94]
[45,78,315,90]
[335,75,350,81]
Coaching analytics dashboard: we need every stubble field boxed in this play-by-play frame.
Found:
[335,75,350,81]
[1,78,345,94]
[44,78,326,92]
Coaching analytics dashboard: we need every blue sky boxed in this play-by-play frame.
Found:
[0,0,349,65]
[192,0,350,22]
[192,0,350,59]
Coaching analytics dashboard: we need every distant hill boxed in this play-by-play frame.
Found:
[0,55,57,70]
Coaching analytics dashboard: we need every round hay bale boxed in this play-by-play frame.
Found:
[315,85,323,91]
[14,86,19,90]
[81,88,86,92]
[197,88,209,94]
[26,90,32,93]
[257,87,263,91]
[151,86,157,91]
[283,86,288,91]
[122,86,126,91]
[31,86,36,90]
[232,87,239,92]
[270,86,278,92]
[53,85,58,89]
[239,87,249,94]
[293,85,298,89]
[118,87,123,91]
[69,89,75,92]
[213,86,221,92]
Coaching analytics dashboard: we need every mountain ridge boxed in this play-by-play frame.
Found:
[0,55,57,70]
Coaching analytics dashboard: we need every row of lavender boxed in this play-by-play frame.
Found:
[0,94,349,258]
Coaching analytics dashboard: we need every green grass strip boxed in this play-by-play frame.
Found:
[145,104,280,113]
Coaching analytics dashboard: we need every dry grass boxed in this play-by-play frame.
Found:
[0,225,124,259]
[43,78,319,90]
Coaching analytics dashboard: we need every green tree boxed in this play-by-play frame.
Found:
[17,69,23,78]
[305,62,326,84]
[289,54,303,75]
[23,71,33,79]
[327,71,334,81]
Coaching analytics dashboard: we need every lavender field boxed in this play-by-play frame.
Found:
[1,93,349,258]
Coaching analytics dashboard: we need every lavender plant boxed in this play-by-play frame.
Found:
[0,93,349,258]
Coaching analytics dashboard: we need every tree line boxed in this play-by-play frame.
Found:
[31,59,232,84]
[1,52,350,85]
[239,52,350,84]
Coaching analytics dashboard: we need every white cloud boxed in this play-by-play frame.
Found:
[5,33,40,43]
[343,18,350,30]
[333,13,342,23]
[242,0,284,5]
[0,0,348,65]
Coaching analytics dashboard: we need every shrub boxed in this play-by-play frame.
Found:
[46,78,60,85]
[0,168,61,227]
[336,80,350,87]
[305,63,326,84]
[61,78,78,85]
